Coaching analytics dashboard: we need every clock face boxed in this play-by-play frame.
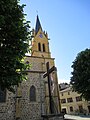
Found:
[39,33,43,38]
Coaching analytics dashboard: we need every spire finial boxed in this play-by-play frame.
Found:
[36,10,38,14]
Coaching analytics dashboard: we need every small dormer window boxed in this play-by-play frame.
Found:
[68,92,70,95]
[38,43,41,51]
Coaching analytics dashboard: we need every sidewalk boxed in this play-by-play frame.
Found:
[64,114,90,120]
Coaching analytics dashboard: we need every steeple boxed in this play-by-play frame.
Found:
[31,15,51,58]
[35,15,42,34]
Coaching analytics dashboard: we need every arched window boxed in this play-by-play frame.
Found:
[30,85,36,102]
[0,87,6,102]
[42,44,45,52]
[38,43,41,51]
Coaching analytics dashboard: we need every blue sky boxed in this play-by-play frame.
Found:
[20,0,90,83]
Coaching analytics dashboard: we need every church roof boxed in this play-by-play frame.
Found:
[35,15,42,34]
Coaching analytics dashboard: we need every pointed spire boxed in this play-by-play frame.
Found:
[35,15,42,34]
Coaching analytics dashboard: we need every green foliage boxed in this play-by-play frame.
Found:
[0,0,31,92]
[70,49,90,100]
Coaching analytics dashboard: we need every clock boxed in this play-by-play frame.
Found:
[39,33,43,38]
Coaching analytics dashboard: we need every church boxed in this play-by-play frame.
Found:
[0,16,61,120]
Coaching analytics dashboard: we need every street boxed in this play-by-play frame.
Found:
[64,114,90,120]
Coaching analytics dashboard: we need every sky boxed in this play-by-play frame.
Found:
[20,0,90,83]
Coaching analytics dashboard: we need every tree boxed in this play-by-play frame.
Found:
[0,0,31,92]
[70,48,90,100]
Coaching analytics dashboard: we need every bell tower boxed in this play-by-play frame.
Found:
[31,15,51,58]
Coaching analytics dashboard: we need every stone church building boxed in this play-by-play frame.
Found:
[0,16,61,120]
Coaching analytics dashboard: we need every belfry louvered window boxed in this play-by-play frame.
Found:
[38,43,41,51]
[42,44,45,52]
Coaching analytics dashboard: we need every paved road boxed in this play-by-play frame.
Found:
[64,114,90,120]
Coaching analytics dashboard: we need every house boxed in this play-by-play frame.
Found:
[59,83,90,115]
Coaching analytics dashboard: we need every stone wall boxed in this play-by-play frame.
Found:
[0,56,60,120]
[0,91,16,120]
[20,72,45,120]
